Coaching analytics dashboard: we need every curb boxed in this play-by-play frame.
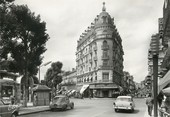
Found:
[19,107,50,115]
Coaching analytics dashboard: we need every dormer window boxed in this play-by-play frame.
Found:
[102,16,107,23]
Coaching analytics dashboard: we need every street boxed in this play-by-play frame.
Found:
[19,98,147,117]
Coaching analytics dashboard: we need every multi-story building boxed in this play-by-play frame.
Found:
[75,3,124,98]
[122,71,136,95]
[158,0,170,92]
[61,68,77,91]
[147,34,164,90]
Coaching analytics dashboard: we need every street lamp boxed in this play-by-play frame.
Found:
[150,34,159,117]
[39,61,52,82]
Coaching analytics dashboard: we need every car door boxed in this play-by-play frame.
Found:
[131,98,135,107]
[65,97,70,106]
[0,100,11,117]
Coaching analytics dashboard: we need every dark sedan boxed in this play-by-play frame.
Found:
[49,95,74,111]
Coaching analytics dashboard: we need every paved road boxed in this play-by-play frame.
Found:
[19,98,147,117]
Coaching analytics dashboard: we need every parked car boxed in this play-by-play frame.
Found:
[0,99,20,117]
[49,95,74,111]
[113,96,135,112]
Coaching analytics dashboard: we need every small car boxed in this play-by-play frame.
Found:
[49,95,74,111]
[113,96,135,112]
[0,99,20,117]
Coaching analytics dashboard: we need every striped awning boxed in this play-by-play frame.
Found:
[159,70,170,93]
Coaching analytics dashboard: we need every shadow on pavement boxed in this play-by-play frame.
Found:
[115,109,140,114]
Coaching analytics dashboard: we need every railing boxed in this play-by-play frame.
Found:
[101,45,109,50]
[159,108,170,117]
[92,80,113,83]
[99,65,113,70]
[101,55,109,60]
[93,46,97,50]
[93,56,98,61]
[89,48,92,53]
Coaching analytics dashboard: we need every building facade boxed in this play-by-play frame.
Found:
[61,69,77,91]
[75,3,124,98]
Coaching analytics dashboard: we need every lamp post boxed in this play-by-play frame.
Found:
[39,61,52,82]
[150,34,159,117]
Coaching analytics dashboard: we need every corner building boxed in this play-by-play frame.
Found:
[76,3,124,98]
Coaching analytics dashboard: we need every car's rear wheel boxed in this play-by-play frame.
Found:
[71,103,74,109]
[63,105,67,111]
[115,109,118,112]
[11,113,17,117]
[131,108,134,112]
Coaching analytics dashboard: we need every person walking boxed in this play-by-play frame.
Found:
[33,93,38,106]
[10,95,15,105]
[146,93,154,116]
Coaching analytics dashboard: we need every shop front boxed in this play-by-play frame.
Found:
[0,79,20,104]
[90,83,120,98]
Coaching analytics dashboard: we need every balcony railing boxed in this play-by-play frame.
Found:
[92,80,113,83]
[93,46,97,51]
[101,45,109,50]
[93,56,98,61]
[89,59,92,63]
[102,55,109,60]
[96,34,112,39]
[99,65,113,70]
[89,48,92,53]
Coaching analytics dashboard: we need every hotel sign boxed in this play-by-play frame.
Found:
[159,18,163,38]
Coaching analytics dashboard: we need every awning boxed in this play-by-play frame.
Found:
[159,70,170,93]
[80,84,89,94]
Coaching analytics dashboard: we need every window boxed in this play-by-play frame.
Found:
[103,60,108,66]
[103,50,108,57]
[103,40,107,46]
[102,72,109,81]
[102,16,107,23]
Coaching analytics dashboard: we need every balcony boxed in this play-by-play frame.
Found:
[93,56,98,61]
[92,80,113,83]
[89,48,92,53]
[99,65,113,70]
[93,67,97,70]
[93,46,97,51]
[102,55,109,60]
[101,45,109,50]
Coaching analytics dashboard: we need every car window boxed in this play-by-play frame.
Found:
[0,100,4,105]
[117,98,131,102]
[53,97,65,103]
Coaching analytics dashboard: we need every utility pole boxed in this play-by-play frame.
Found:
[153,54,158,117]
[38,61,52,82]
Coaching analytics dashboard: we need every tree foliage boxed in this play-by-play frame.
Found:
[45,61,63,89]
[0,2,49,107]
[1,4,49,76]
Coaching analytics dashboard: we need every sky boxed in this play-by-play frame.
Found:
[14,0,164,83]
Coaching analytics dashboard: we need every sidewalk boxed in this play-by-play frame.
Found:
[144,108,161,117]
[19,102,50,115]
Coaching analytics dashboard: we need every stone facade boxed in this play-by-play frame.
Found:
[75,3,124,98]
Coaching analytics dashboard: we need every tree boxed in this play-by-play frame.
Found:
[45,61,63,95]
[0,4,49,106]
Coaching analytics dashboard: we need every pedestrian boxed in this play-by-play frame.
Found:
[33,93,38,106]
[157,91,164,107]
[10,95,15,105]
[161,95,170,114]
[146,93,154,116]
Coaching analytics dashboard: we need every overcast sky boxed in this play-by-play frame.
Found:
[14,0,164,83]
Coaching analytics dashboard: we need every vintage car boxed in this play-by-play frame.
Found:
[113,96,135,112]
[49,95,74,111]
[0,99,20,117]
